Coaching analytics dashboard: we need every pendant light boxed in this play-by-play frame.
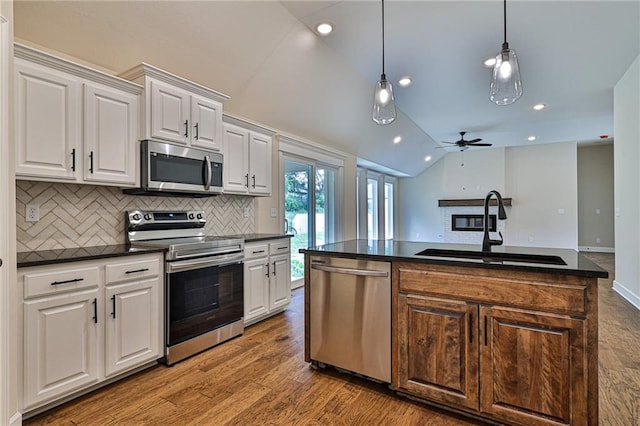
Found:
[489,0,522,105]
[372,0,396,125]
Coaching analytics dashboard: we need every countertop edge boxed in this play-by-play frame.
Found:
[300,244,609,279]
[17,245,167,268]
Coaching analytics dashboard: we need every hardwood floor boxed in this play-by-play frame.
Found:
[25,253,638,425]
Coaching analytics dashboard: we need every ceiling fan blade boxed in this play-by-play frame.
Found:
[440,141,457,145]
[468,143,492,147]
[467,138,483,143]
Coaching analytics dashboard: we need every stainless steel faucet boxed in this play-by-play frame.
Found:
[482,190,508,252]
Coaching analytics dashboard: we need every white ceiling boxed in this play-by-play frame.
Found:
[13,1,640,177]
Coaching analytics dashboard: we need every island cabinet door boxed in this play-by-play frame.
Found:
[396,294,479,411]
[479,306,588,426]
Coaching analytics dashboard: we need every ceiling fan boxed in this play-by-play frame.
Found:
[439,131,493,151]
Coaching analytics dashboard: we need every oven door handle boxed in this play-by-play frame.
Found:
[167,253,242,273]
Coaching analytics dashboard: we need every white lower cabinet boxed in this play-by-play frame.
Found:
[20,253,163,413]
[23,288,100,409]
[244,238,291,325]
[104,278,160,378]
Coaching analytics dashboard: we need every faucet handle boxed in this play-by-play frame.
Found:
[490,231,504,246]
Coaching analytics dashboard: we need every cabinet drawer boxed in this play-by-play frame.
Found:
[105,256,161,285]
[269,239,290,255]
[397,265,587,316]
[244,243,269,260]
[23,266,99,299]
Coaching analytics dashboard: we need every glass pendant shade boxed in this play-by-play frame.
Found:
[489,45,522,105]
[373,75,396,125]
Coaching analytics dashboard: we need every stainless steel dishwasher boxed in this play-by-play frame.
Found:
[309,256,391,383]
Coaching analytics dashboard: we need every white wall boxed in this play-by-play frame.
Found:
[577,144,615,251]
[505,142,578,249]
[398,143,579,250]
[613,56,640,309]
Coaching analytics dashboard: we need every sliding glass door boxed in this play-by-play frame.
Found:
[284,157,338,287]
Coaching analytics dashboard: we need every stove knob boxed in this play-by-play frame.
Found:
[144,214,152,221]
[188,213,195,220]
[197,213,203,220]
[132,213,141,221]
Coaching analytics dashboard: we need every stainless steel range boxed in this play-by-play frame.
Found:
[126,210,244,365]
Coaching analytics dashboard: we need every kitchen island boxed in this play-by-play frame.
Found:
[301,240,608,426]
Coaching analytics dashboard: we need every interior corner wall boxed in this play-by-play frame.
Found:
[577,144,615,251]
[613,55,640,310]
[397,158,445,242]
[505,142,578,249]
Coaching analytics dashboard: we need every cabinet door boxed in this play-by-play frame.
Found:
[15,61,80,180]
[480,306,586,425]
[105,278,161,378]
[223,123,250,194]
[396,294,479,411]
[190,94,222,151]
[84,83,138,186]
[269,253,291,311]
[23,289,99,409]
[248,132,272,195]
[244,257,269,324]
[150,80,189,144]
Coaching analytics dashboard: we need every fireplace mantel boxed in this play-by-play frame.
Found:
[438,198,512,207]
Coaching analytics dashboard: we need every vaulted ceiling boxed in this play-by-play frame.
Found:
[14,1,640,176]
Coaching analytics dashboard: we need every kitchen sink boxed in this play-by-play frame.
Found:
[414,248,567,265]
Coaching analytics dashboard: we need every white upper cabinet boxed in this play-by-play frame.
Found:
[223,114,275,196]
[14,43,142,187]
[84,83,138,185]
[150,80,190,144]
[15,60,80,180]
[120,63,228,152]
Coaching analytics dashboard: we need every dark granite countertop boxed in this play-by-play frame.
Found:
[225,233,293,242]
[300,239,608,278]
[17,245,166,268]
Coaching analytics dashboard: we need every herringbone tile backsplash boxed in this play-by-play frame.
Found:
[16,180,255,252]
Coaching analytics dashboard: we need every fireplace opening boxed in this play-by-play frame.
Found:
[452,214,496,232]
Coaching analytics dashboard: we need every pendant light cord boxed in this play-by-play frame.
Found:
[503,0,508,48]
[381,0,386,78]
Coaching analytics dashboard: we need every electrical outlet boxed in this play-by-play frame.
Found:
[596,237,601,243]
[243,207,250,218]
[26,204,40,222]
[528,236,535,242]
[270,207,277,217]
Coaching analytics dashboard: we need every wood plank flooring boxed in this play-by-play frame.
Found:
[25,253,638,425]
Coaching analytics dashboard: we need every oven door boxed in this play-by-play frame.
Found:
[165,254,243,347]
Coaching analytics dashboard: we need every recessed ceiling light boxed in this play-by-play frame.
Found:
[424,155,432,162]
[316,22,333,36]
[528,135,536,141]
[533,103,546,111]
[393,136,402,144]
[484,57,497,67]
[398,76,413,87]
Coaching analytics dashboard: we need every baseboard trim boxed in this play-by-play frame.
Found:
[613,280,640,310]
[9,411,21,426]
[578,246,615,253]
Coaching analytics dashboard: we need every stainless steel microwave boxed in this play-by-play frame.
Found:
[136,140,223,196]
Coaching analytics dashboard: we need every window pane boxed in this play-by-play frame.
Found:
[367,179,378,240]
[284,160,312,282]
[316,166,336,245]
[384,182,394,239]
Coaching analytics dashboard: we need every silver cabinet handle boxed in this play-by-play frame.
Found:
[311,263,389,277]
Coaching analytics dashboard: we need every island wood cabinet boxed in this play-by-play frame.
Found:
[223,114,275,196]
[20,253,163,413]
[393,262,597,426]
[119,63,229,152]
[14,43,140,187]
[243,238,291,325]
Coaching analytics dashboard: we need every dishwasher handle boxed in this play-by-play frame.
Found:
[311,263,389,277]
